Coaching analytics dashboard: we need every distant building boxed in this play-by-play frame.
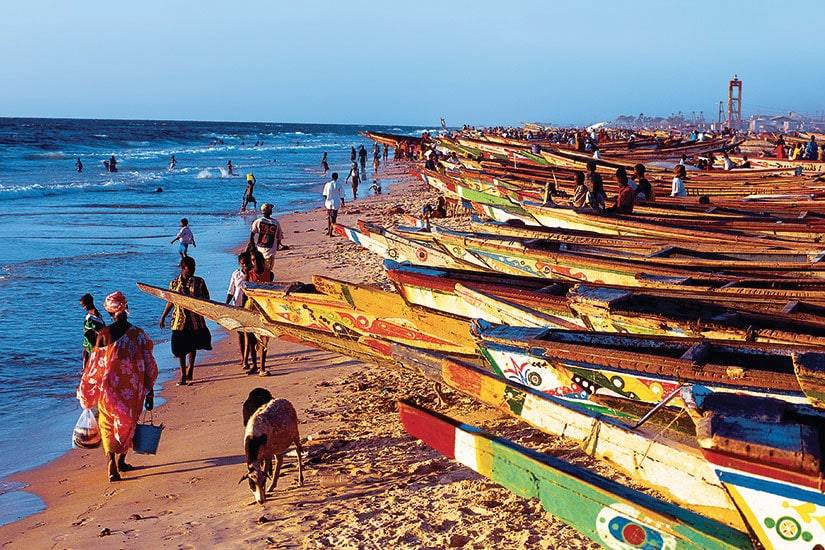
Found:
[748,113,805,133]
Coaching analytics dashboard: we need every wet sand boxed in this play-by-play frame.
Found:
[0,165,621,548]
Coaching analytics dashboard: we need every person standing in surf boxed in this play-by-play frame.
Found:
[75,158,83,173]
[242,172,257,211]
[350,146,356,163]
[170,218,196,258]
[159,257,212,386]
[346,161,361,200]
[169,154,177,170]
[226,159,235,176]
[321,152,329,175]
[358,145,367,173]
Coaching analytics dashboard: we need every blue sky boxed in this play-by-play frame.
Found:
[2,0,823,126]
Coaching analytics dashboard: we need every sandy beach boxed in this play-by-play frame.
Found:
[0,165,628,549]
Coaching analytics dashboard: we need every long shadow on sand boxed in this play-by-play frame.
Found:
[129,454,245,480]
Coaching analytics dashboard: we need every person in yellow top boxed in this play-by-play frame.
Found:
[242,172,257,211]
[790,143,803,161]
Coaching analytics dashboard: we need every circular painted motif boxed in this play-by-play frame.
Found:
[622,523,646,546]
[775,516,801,541]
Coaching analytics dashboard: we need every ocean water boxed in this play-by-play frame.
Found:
[0,118,425,525]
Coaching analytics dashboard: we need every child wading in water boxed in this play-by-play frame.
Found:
[171,218,196,258]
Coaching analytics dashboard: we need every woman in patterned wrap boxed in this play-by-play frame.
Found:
[77,291,158,482]
[159,256,212,385]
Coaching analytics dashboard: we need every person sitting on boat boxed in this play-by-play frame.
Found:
[739,155,751,169]
[790,143,803,161]
[774,137,787,159]
[584,161,606,213]
[609,172,635,214]
[570,171,587,208]
[616,166,637,192]
[671,164,688,197]
[592,146,601,160]
[633,164,653,202]
[722,152,736,170]
[805,136,818,160]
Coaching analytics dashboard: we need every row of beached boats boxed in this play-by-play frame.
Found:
[141,128,825,548]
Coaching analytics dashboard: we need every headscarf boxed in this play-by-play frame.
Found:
[104,291,128,316]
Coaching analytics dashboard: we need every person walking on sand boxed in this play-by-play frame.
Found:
[78,291,158,482]
[80,293,105,371]
[346,161,361,200]
[170,218,196,258]
[75,158,83,173]
[226,252,253,371]
[358,145,367,173]
[159,257,212,386]
[227,160,235,176]
[323,172,345,236]
[383,143,388,161]
[249,203,283,272]
[242,172,257,211]
[321,152,329,176]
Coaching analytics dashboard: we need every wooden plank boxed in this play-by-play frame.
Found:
[398,401,753,550]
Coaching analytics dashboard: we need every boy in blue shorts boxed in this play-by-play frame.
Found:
[171,218,196,258]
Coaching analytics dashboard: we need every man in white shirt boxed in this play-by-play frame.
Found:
[249,203,283,271]
[323,172,346,237]
[225,252,252,370]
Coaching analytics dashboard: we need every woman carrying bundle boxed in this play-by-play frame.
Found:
[77,291,158,482]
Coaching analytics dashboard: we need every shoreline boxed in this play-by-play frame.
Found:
[0,163,419,542]
[0,163,606,548]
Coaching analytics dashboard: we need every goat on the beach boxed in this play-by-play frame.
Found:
[239,398,304,504]
[242,387,273,427]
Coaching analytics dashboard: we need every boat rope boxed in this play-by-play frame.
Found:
[637,407,687,469]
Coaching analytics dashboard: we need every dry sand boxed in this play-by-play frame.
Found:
[0,163,629,549]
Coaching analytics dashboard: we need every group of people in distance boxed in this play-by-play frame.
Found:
[568,160,653,214]
[773,135,824,161]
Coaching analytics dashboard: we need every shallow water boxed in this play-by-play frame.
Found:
[0,117,424,525]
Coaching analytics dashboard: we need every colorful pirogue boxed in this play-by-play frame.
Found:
[140,123,825,548]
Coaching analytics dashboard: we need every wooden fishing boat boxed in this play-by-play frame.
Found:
[393,346,745,525]
[427,228,825,289]
[474,321,825,407]
[137,278,476,355]
[520,201,825,246]
[332,221,486,271]
[241,280,477,355]
[137,282,408,366]
[384,259,825,346]
[744,156,825,174]
[465,218,825,258]
[361,130,424,148]
[687,388,825,549]
[426,225,825,277]
[398,401,753,549]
